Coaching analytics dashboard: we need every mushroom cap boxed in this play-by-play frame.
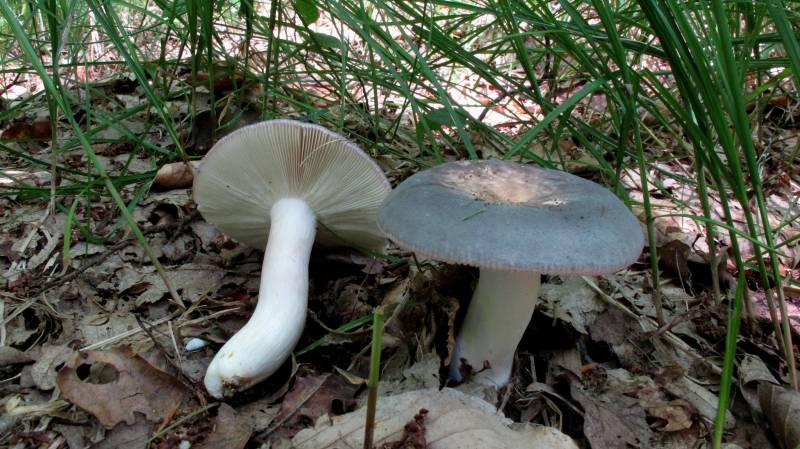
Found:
[194,120,391,250]
[378,160,643,274]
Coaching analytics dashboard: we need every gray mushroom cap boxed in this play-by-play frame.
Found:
[378,160,644,274]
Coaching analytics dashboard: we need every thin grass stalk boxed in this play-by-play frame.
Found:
[187,0,199,123]
[0,3,185,309]
[85,0,185,160]
[643,65,787,354]
[582,0,664,324]
[694,144,722,305]
[38,0,61,212]
[640,0,796,379]
[712,273,746,449]
[632,97,663,324]
[200,0,216,140]
[635,2,793,431]
[240,0,254,80]
[709,0,797,389]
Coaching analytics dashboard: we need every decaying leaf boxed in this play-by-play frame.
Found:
[539,277,605,334]
[663,375,735,429]
[292,388,579,449]
[759,383,800,449]
[30,344,73,390]
[132,263,225,305]
[571,384,653,449]
[91,413,152,449]
[57,346,187,428]
[647,400,693,432]
[196,403,252,449]
[739,354,779,412]
[274,373,360,434]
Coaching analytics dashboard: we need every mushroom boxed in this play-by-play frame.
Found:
[194,120,390,398]
[378,160,643,387]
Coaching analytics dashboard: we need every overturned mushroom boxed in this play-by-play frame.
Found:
[378,160,643,387]
[194,120,390,398]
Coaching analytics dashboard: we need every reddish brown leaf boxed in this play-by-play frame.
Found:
[0,121,51,140]
[275,373,359,435]
[57,346,187,428]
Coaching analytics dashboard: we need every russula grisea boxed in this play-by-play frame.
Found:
[378,160,643,387]
[194,120,390,398]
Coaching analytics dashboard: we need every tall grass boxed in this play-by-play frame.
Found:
[1,1,798,447]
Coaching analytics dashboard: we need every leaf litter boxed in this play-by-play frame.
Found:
[1,25,798,449]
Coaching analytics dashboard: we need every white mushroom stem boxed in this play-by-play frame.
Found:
[450,269,541,387]
[204,198,316,398]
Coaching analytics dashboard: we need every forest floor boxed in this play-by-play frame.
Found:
[2,20,800,449]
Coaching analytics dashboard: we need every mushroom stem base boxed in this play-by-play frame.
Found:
[450,269,540,387]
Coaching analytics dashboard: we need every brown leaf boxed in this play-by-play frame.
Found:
[647,400,693,432]
[659,240,691,281]
[274,373,359,434]
[91,413,152,449]
[1,121,51,140]
[571,385,653,449]
[153,161,201,190]
[57,346,187,428]
[759,383,800,449]
[196,404,252,449]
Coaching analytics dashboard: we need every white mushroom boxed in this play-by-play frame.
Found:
[378,160,643,387]
[194,120,390,398]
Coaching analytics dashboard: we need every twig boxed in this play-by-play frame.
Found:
[363,305,385,449]
[35,209,200,296]
[643,307,702,338]
[135,315,207,405]
[581,276,722,374]
[80,307,240,351]
[36,237,132,295]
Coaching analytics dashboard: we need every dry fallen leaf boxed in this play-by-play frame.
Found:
[291,388,579,449]
[759,383,800,449]
[539,277,605,334]
[31,344,73,390]
[57,346,187,428]
[196,403,252,449]
[91,413,152,449]
[647,400,693,432]
[274,373,360,434]
[571,384,653,449]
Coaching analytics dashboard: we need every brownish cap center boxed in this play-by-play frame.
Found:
[439,161,568,207]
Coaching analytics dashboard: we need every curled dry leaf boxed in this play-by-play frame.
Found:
[57,346,187,428]
[291,388,579,449]
[153,161,201,190]
[759,383,800,449]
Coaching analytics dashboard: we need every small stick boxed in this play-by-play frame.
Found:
[363,306,385,449]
